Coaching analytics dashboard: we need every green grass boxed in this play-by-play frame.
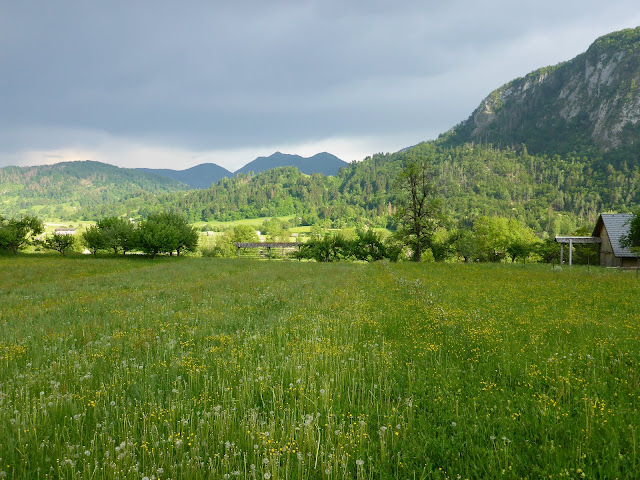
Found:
[1,258,639,479]
[194,215,297,230]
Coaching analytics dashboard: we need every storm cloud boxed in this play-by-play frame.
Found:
[1,1,639,170]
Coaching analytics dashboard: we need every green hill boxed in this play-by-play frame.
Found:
[138,163,232,189]
[0,161,189,220]
[76,142,639,237]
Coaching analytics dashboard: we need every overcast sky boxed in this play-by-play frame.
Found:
[1,2,639,172]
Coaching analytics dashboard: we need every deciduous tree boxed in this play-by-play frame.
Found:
[81,225,107,256]
[0,214,44,255]
[620,210,640,254]
[393,156,444,262]
[44,233,76,256]
[97,217,137,255]
[136,212,198,258]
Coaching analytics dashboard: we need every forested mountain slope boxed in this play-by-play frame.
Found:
[0,161,189,219]
[79,142,640,236]
[441,27,640,168]
[138,163,232,189]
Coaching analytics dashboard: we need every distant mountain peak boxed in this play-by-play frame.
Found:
[137,163,232,189]
[234,152,347,176]
[135,152,347,189]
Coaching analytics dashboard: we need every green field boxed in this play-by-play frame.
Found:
[1,258,639,479]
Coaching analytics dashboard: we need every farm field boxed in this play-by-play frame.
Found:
[1,258,639,479]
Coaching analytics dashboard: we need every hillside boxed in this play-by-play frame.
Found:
[441,27,640,166]
[138,163,232,189]
[78,142,640,236]
[0,161,189,219]
[135,152,346,188]
[235,152,348,176]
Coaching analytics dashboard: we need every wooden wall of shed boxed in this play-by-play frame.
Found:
[597,223,620,267]
[621,257,640,268]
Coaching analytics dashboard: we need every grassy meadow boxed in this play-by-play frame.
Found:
[1,257,639,479]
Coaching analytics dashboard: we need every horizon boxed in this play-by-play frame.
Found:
[2,3,640,171]
[0,150,353,174]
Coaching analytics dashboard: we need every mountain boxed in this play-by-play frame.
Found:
[441,27,640,165]
[136,152,347,188]
[0,160,189,219]
[234,152,348,176]
[138,163,232,189]
[80,141,639,236]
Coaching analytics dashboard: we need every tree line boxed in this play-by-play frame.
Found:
[74,143,640,239]
[0,212,199,258]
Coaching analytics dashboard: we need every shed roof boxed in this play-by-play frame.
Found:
[593,214,635,258]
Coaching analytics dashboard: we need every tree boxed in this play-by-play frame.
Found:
[297,234,350,262]
[232,224,260,243]
[393,156,444,261]
[164,213,199,256]
[136,212,198,258]
[44,233,76,256]
[137,215,175,258]
[536,238,560,263]
[96,217,137,255]
[474,216,511,262]
[0,215,44,255]
[620,210,640,254]
[474,216,539,262]
[450,228,477,263]
[568,226,598,265]
[352,229,387,261]
[81,225,107,256]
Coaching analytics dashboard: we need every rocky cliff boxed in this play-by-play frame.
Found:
[442,27,640,159]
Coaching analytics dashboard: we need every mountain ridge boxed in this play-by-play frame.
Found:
[138,163,232,190]
[234,151,347,177]
[136,151,347,188]
[440,26,640,164]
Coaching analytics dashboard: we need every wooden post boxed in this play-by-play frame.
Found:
[268,246,271,260]
[237,246,241,259]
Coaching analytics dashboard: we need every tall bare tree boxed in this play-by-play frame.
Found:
[393,156,443,262]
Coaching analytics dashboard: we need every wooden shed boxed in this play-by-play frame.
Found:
[592,213,637,268]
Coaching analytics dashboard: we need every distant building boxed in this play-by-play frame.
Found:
[54,228,76,236]
[592,213,637,268]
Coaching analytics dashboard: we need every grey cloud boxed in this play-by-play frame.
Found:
[1,1,639,163]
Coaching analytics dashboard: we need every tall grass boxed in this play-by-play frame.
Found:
[1,257,638,479]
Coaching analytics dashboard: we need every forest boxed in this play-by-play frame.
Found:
[72,142,640,239]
